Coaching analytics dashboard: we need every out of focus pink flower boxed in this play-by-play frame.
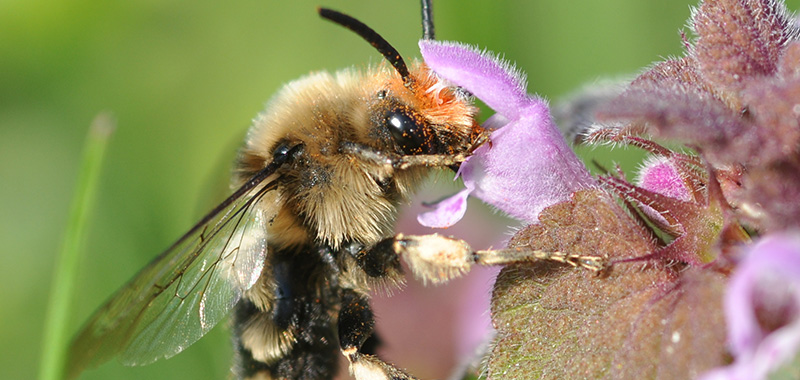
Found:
[701,233,800,380]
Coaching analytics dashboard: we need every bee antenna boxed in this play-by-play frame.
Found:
[421,0,435,40]
[318,7,411,85]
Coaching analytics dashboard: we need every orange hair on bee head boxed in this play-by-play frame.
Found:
[319,5,483,152]
[412,65,482,137]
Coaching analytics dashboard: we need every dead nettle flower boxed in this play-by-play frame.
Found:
[416,40,595,227]
[591,133,732,265]
[416,37,735,378]
[413,0,800,378]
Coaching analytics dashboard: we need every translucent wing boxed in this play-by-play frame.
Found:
[67,164,281,379]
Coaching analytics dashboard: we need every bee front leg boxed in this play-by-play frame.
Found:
[339,141,470,171]
[338,289,418,380]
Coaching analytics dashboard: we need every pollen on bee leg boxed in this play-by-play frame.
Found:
[346,352,418,380]
[348,355,390,380]
[338,141,397,173]
[393,153,469,170]
[342,346,358,360]
[393,233,474,285]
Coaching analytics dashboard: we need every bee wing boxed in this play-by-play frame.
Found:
[67,165,281,378]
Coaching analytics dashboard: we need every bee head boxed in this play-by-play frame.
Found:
[319,7,484,161]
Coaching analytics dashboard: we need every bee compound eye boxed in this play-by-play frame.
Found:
[273,143,291,159]
[272,142,304,164]
[385,109,428,155]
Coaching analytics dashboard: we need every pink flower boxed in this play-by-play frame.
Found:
[417,40,595,227]
[636,155,693,202]
[701,233,800,380]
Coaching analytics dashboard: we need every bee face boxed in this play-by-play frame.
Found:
[235,62,480,252]
[369,65,479,156]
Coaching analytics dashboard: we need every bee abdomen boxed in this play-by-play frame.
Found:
[233,249,341,380]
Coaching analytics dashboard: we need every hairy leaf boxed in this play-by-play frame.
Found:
[692,0,794,96]
[488,189,729,379]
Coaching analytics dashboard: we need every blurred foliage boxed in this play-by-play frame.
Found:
[4,1,796,379]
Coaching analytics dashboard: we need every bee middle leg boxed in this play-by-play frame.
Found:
[338,288,418,380]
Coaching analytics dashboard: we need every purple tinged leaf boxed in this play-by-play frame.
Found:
[740,77,800,163]
[778,41,800,77]
[492,189,730,379]
[692,0,793,94]
[418,40,595,226]
[596,0,800,232]
[632,57,703,89]
[597,84,758,166]
[740,161,800,231]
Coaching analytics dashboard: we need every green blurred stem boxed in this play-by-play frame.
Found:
[39,114,115,380]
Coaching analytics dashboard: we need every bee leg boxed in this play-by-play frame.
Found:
[390,130,491,170]
[393,233,608,284]
[343,239,403,279]
[339,141,470,171]
[339,142,396,168]
[339,289,419,380]
[361,333,382,356]
[391,153,470,170]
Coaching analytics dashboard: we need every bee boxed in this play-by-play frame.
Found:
[67,1,487,379]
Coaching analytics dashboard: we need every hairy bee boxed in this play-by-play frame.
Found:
[67,2,486,379]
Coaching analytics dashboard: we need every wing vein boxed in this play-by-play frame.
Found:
[67,160,284,377]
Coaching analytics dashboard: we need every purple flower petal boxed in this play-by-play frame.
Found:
[419,40,595,224]
[700,233,800,380]
[728,234,800,354]
[417,188,472,228]
[419,40,530,120]
[462,112,594,222]
[636,155,692,202]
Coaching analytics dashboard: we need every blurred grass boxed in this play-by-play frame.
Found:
[4,1,796,379]
[39,114,114,380]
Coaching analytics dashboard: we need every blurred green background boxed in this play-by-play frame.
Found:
[4,0,796,379]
